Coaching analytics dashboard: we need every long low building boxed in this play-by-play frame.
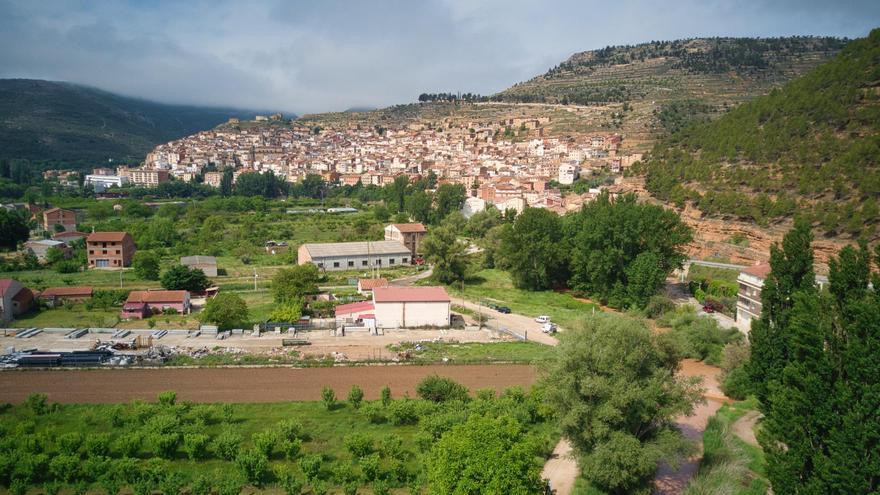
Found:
[298,241,412,271]
[373,286,450,329]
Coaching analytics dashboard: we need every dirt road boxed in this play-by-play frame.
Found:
[0,364,537,404]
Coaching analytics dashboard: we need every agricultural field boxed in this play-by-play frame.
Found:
[387,341,556,365]
[0,379,557,495]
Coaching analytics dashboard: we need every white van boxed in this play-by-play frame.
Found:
[535,315,550,324]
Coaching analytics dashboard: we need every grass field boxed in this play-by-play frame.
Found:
[449,269,598,329]
[388,341,557,365]
[0,387,557,494]
[8,306,121,329]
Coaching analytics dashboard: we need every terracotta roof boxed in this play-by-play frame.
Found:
[125,290,188,304]
[335,301,375,316]
[390,223,427,233]
[41,286,93,298]
[0,279,19,297]
[87,232,130,242]
[742,263,772,279]
[358,278,389,290]
[373,286,451,303]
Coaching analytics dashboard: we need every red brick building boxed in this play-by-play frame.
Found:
[87,232,136,269]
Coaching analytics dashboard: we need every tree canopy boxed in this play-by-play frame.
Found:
[426,415,544,495]
[749,234,880,493]
[271,264,320,303]
[422,225,468,284]
[0,208,30,251]
[499,207,568,291]
[566,192,692,308]
[542,313,702,494]
[199,293,249,330]
[160,265,210,292]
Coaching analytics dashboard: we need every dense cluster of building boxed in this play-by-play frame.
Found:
[74,117,644,214]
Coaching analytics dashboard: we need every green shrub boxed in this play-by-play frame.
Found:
[348,385,364,410]
[300,454,322,481]
[252,430,277,458]
[380,386,392,406]
[157,391,177,406]
[190,475,212,495]
[212,428,243,461]
[279,470,303,495]
[276,419,303,441]
[321,387,336,411]
[416,376,469,402]
[344,433,374,458]
[183,433,210,460]
[279,438,302,460]
[235,449,268,486]
[388,399,420,426]
[26,393,49,415]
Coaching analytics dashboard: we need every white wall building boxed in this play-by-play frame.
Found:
[558,163,580,185]
[84,175,129,192]
[373,286,450,329]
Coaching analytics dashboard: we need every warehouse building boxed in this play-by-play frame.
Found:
[298,241,412,271]
[373,286,450,328]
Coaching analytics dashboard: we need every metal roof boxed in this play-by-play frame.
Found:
[301,241,410,258]
[181,255,217,265]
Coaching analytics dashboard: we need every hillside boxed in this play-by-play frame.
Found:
[0,79,267,164]
[636,29,880,239]
[494,37,844,144]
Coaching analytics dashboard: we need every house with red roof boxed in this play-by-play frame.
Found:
[0,279,34,323]
[384,223,427,258]
[122,290,190,319]
[357,277,389,295]
[40,286,93,307]
[373,286,450,328]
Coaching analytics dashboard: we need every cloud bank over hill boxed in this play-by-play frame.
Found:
[0,0,878,113]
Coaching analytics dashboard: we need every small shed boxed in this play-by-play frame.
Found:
[180,256,218,277]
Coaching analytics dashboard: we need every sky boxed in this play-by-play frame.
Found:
[1,0,878,114]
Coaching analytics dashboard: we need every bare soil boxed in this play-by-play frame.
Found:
[0,364,537,404]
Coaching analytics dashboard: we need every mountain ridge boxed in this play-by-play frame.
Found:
[0,79,280,164]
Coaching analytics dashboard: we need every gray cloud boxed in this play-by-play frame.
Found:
[0,0,877,113]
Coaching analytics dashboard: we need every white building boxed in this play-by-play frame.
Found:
[558,163,580,185]
[461,197,487,219]
[84,175,129,192]
[736,263,769,332]
[373,286,451,328]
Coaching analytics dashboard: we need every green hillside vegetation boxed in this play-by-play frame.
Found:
[496,37,843,106]
[638,29,880,237]
[0,79,264,165]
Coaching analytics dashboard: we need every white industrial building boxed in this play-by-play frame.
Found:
[84,174,129,192]
[373,286,451,329]
[298,241,412,271]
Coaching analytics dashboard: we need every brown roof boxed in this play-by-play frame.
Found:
[358,278,389,290]
[126,290,188,304]
[742,263,772,279]
[87,232,131,242]
[391,223,427,233]
[373,286,450,303]
[54,231,87,240]
[41,286,93,298]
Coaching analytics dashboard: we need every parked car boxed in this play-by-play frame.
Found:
[496,306,511,314]
[702,305,716,313]
[535,315,550,324]
[541,323,558,334]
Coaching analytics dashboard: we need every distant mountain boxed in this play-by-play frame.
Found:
[638,30,880,239]
[0,79,273,163]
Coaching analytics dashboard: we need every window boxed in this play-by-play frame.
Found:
[402,258,408,264]
[333,262,340,268]
[389,258,395,265]
[362,260,368,266]
[348,261,354,267]
[317,262,324,268]
[376,260,382,266]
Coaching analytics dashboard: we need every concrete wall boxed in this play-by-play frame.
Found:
[375,301,449,328]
